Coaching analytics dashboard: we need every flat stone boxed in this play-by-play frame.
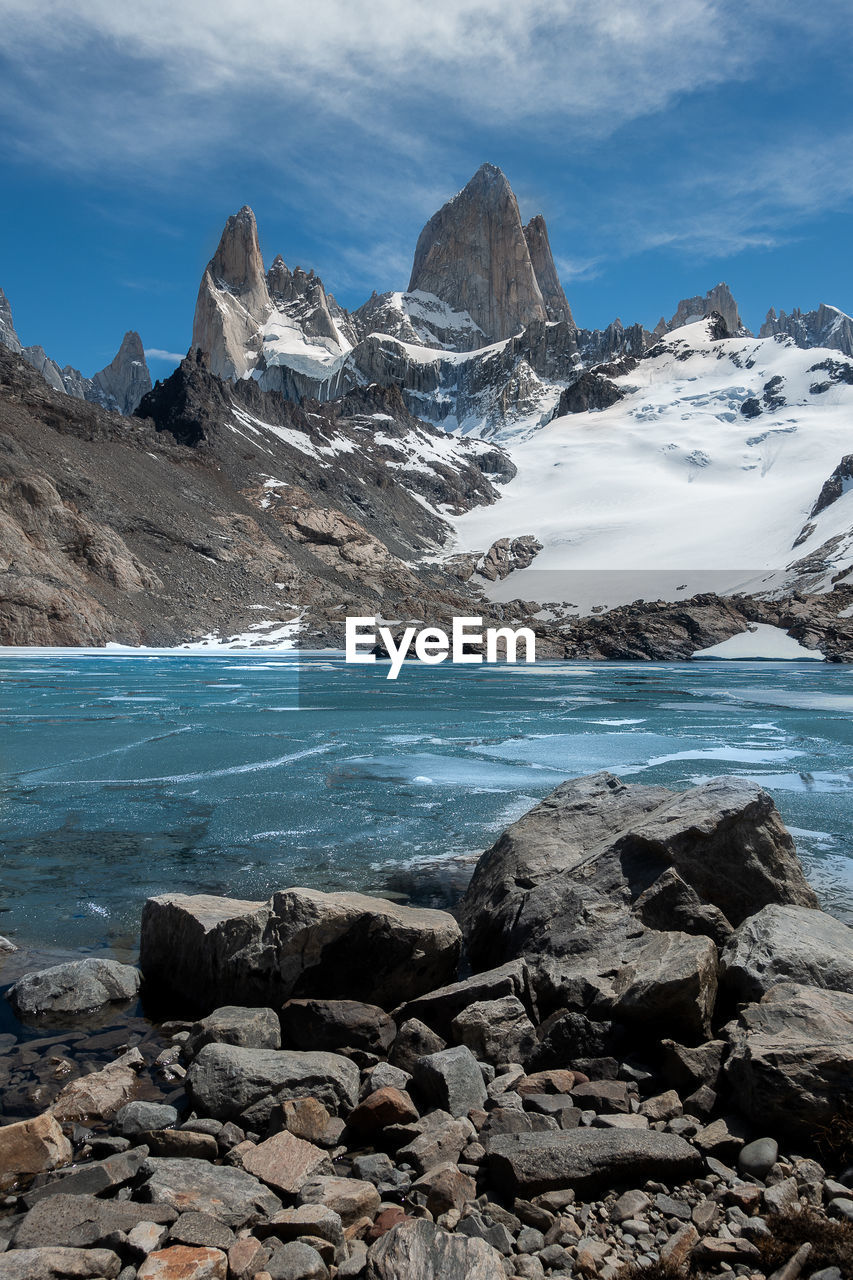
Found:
[365,1218,506,1279]
[136,1246,227,1280]
[0,1249,122,1279]
[139,1157,281,1228]
[411,1046,486,1118]
[168,1213,236,1250]
[51,1048,145,1122]
[487,1128,702,1196]
[262,1205,344,1251]
[395,962,530,1039]
[298,1176,380,1227]
[22,1148,149,1207]
[186,1044,359,1123]
[12,1195,177,1249]
[240,1132,332,1196]
[9,959,140,1018]
[0,1111,71,1179]
[517,1070,577,1096]
[144,1131,219,1161]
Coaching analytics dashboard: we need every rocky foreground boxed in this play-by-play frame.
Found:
[2,774,853,1280]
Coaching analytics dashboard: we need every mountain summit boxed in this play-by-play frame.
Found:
[408,163,566,342]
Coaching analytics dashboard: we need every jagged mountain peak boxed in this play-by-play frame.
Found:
[666,282,745,338]
[92,329,151,415]
[523,214,574,327]
[759,301,853,357]
[408,163,553,343]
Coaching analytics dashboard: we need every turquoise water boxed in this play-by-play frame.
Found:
[1,653,852,955]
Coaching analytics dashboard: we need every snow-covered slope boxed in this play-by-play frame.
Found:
[451,321,853,610]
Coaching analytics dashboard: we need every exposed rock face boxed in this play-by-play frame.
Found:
[460,772,816,1036]
[408,164,550,343]
[0,287,23,353]
[90,331,151,415]
[138,1157,282,1227]
[810,453,853,517]
[139,887,461,1012]
[523,215,574,326]
[720,903,853,1001]
[760,301,853,357]
[192,206,272,379]
[725,982,853,1137]
[554,368,625,415]
[476,535,542,581]
[665,283,745,337]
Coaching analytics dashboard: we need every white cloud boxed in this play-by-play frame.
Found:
[144,348,184,362]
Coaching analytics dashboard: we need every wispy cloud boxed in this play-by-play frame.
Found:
[145,348,185,362]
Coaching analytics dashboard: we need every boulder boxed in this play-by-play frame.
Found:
[298,1176,380,1227]
[487,1129,702,1196]
[279,1000,395,1056]
[11,1194,176,1249]
[186,1044,359,1123]
[725,982,853,1137]
[116,1101,180,1137]
[0,1249,122,1279]
[240,1132,332,1195]
[412,1047,486,1118]
[266,1241,328,1279]
[460,773,817,974]
[138,1157,281,1228]
[0,1111,72,1179]
[51,1047,144,1122]
[390,1020,445,1074]
[8,958,140,1018]
[347,1088,419,1136]
[139,889,460,1011]
[410,1162,476,1216]
[450,996,537,1066]
[137,1246,227,1280]
[169,1213,236,1250]
[186,1007,281,1057]
[610,931,719,1040]
[366,1217,506,1279]
[395,962,531,1038]
[721,904,853,1001]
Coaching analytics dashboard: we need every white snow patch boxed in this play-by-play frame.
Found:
[692,623,824,661]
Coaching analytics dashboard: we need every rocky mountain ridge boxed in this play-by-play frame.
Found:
[0,288,151,414]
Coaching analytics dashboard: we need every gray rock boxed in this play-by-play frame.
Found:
[366,1218,506,1279]
[487,1129,702,1196]
[395,961,531,1039]
[8,958,140,1017]
[280,1000,395,1056]
[138,1157,281,1228]
[633,867,733,945]
[721,904,853,1001]
[186,1043,360,1122]
[140,888,460,1011]
[396,1114,475,1175]
[828,1197,853,1221]
[659,1039,726,1093]
[412,1046,487,1118]
[390,1020,446,1074]
[12,1195,176,1249]
[738,1137,779,1180]
[186,1006,281,1057]
[168,1212,236,1249]
[115,1102,179,1137]
[266,1240,329,1280]
[460,774,811,1039]
[0,1249,122,1279]
[726,983,853,1137]
[450,996,536,1066]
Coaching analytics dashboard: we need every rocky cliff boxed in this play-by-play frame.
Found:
[523,213,574,326]
[659,283,746,338]
[760,302,853,357]
[408,163,550,343]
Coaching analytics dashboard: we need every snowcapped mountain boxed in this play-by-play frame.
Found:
[0,287,151,414]
[450,319,853,609]
[760,302,853,358]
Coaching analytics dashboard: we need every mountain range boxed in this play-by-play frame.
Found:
[2,163,853,657]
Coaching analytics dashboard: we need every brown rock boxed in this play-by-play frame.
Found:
[227,1238,268,1280]
[639,1090,682,1122]
[366,1207,410,1243]
[660,1223,699,1266]
[277,1097,331,1145]
[517,1070,577,1096]
[570,1081,630,1113]
[411,1162,475,1216]
[0,1111,72,1179]
[347,1088,419,1135]
[51,1048,144,1122]
[298,1176,380,1228]
[137,1245,227,1280]
[240,1132,332,1196]
[144,1131,219,1160]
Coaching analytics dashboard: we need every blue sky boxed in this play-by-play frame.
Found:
[1,1,852,379]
